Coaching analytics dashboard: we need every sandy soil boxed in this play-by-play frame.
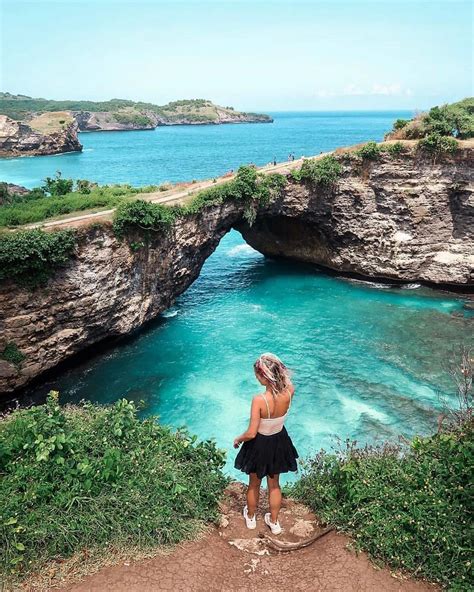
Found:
[63,483,437,592]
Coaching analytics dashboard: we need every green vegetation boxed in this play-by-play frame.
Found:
[0,342,25,368]
[0,393,227,586]
[355,141,382,160]
[42,172,74,196]
[113,112,154,127]
[0,229,77,287]
[290,424,472,589]
[0,181,157,227]
[381,141,406,156]
[113,200,180,238]
[0,93,271,124]
[418,133,459,156]
[292,155,342,186]
[113,166,287,236]
[393,118,410,131]
[388,98,474,140]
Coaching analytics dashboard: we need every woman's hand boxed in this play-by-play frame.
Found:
[233,437,241,449]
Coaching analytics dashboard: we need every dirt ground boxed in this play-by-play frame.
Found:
[63,483,437,592]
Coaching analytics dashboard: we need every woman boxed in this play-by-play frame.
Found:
[233,353,298,535]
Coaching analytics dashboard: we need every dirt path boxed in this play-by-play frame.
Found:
[64,483,436,592]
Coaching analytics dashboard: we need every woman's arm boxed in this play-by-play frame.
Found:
[233,397,261,448]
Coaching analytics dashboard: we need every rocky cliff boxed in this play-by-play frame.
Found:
[0,94,273,135]
[0,145,472,396]
[0,113,82,157]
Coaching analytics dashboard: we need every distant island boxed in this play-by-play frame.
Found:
[0,93,273,157]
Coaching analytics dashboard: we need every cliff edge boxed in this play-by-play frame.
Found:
[0,112,82,157]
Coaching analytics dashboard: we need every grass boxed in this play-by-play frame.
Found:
[0,184,157,227]
[28,111,74,134]
[0,393,227,587]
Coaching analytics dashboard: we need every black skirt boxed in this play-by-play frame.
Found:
[234,426,299,479]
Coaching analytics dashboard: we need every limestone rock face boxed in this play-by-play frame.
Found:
[239,147,474,285]
[0,147,472,396]
[73,111,157,131]
[0,114,82,157]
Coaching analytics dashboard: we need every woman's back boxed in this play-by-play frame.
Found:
[260,386,294,420]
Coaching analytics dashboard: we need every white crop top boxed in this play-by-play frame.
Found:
[257,391,292,436]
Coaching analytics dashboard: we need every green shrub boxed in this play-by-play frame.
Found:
[113,112,154,127]
[290,424,473,589]
[0,343,25,367]
[383,142,406,156]
[42,173,74,197]
[76,179,98,194]
[424,100,474,139]
[356,141,382,160]
[113,200,179,237]
[0,229,76,287]
[393,118,410,131]
[418,133,458,156]
[0,393,227,585]
[293,155,342,186]
[388,99,474,141]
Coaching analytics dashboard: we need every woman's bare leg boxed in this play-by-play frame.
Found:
[247,473,261,518]
[267,474,281,523]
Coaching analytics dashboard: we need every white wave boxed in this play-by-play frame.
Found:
[340,396,388,422]
[227,244,258,257]
[344,278,393,290]
[401,283,421,290]
[162,309,178,318]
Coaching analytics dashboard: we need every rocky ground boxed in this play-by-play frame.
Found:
[61,483,436,592]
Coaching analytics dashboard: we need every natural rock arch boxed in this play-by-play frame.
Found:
[1,146,472,397]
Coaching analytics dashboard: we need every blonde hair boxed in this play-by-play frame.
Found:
[254,353,291,396]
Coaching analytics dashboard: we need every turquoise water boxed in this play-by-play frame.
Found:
[30,231,472,481]
[0,111,411,188]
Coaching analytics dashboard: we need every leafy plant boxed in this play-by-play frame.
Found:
[356,141,382,160]
[387,99,474,140]
[0,229,76,287]
[42,172,74,197]
[418,133,458,156]
[0,393,227,586]
[383,142,406,156]
[76,179,98,194]
[0,343,25,368]
[113,200,179,238]
[293,155,342,186]
[393,118,410,131]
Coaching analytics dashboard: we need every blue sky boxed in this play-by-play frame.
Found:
[1,0,472,110]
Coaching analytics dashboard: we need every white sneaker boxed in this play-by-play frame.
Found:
[264,512,282,535]
[243,505,256,529]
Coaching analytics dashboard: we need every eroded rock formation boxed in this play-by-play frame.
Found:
[0,146,472,396]
[0,114,82,157]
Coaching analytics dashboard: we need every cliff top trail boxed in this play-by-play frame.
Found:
[20,157,304,231]
[60,483,436,592]
[24,137,474,233]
